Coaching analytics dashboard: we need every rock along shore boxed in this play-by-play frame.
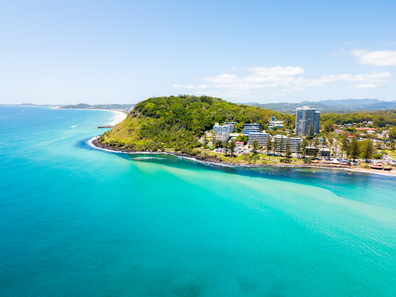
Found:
[92,138,396,176]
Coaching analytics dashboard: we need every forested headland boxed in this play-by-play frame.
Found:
[98,95,290,152]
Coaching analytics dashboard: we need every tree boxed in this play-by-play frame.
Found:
[285,139,292,159]
[214,139,222,148]
[236,134,248,144]
[307,123,314,139]
[229,139,236,157]
[349,137,359,162]
[251,139,260,154]
[296,141,301,156]
[389,127,396,140]
[322,120,335,133]
[202,134,208,148]
[279,137,284,153]
[302,138,308,156]
[222,140,229,154]
[341,132,350,158]
[273,137,279,152]
[266,135,272,153]
[362,140,374,163]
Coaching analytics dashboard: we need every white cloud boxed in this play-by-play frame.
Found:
[196,89,285,100]
[203,74,238,83]
[242,66,305,77]
[172,66,392,92]
[172,84,210,89]
[348,83,382,89]
[350,49,396,66]
[379,42,396,46]
[327,52,338,57]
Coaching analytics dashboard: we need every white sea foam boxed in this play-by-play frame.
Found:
[132,156,166,160]
[71,125,78,128]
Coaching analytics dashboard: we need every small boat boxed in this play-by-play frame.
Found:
[370,164,383,170]
[384,166,392,171]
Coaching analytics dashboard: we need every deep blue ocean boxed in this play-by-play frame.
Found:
[1,107,396,296]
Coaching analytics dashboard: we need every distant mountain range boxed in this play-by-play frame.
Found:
[246,99,396,113]
[3,99,396,113]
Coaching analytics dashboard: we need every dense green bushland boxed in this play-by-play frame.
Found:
[321,110,396,128]
[99,95,284,152]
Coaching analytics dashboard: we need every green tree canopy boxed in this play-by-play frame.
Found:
[362,140,374,162]
[251,139,260,153]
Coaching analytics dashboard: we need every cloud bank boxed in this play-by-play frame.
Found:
[173,66,392,94]
[350,49,396,66]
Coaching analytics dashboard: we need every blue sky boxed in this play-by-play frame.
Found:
[1,0,396,104]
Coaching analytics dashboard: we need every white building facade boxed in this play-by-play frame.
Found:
[213,123,231,141]
[248,132,270,146]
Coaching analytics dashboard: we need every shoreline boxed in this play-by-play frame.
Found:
[106,110,127,126]
[89,137,396,177]
[59,108,128,126]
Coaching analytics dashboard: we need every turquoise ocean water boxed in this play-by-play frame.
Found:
[1,107,396,296]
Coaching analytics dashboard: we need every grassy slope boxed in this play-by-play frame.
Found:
[102,114,147,146]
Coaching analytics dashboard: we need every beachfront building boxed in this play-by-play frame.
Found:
[248,132,270,146]
[289,137,302,152]
[319,148,331,158]
[224,122,236,133]
[305,146,319,156]
[272,135,302,152]
[295,106,320,136]
[273,135,288,152]
[242,123,260,136]
[269,117,284,130]
[213,123,231,141]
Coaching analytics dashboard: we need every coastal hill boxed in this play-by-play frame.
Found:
[248,99,396,113]
[98,95,283,152]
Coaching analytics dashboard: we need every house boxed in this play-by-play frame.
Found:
[355,127,377,134]
[235,141,244,147]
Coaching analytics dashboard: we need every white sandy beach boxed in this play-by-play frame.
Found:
[109,110,127,125]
